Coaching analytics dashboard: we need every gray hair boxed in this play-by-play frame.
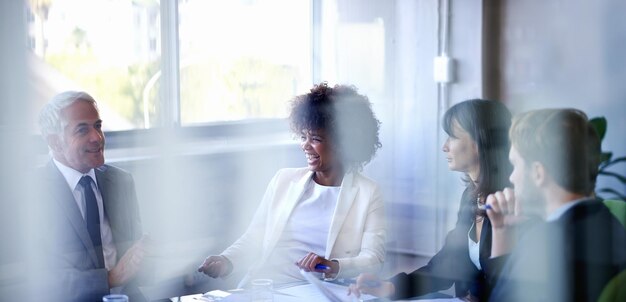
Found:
[38,91,97,139]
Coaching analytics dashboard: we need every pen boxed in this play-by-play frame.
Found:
[478,204,492,211]
[315,263,330,270]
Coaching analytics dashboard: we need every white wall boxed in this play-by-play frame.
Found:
[497,0,626,198]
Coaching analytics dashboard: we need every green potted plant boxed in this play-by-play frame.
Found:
[590,117,626,201]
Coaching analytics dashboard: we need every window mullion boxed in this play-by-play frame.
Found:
[159,0,181,128]
[312,0,322,84]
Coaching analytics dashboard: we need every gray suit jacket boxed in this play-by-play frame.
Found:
[35,161,142,302]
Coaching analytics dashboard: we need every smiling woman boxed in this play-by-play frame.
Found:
[289,83,383,185]
[197,82,386,287]
[299,129,337,184]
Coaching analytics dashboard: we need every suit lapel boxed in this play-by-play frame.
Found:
[479,218,492,263]
[95,167,112,227]
[262,170,313,261]
[46,161,101,267]
[325,172,357,258]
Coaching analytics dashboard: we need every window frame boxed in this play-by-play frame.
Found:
[72,0,322,156]
[150,0,321,130]
[31,0,321,160]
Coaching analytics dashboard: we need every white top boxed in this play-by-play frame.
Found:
[53,159,117,270]
[221,168,386,285]
[467,222,481,270]
[252,177,340,285]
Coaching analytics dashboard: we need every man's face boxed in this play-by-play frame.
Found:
[509,146,544,215]
[53,100,105,173]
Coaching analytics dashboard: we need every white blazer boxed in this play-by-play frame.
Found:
[221,167,386,282]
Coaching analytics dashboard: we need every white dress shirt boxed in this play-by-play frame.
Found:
[53,159,117,270]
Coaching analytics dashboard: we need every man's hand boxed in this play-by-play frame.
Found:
[347,273,394,298]
[486,188,526,257]
[197,255,231,278]
[108,236,149,288]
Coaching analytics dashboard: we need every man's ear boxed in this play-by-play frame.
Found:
[46,135,63,153]
[531,161,547,187]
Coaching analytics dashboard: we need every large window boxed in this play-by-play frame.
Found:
[27,0,161,131]
[178,0,312,125]
[27,0,312,130]
[25,0,451,257]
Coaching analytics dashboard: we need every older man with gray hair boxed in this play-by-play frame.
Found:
[35,91,148,301]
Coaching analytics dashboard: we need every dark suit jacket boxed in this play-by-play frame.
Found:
[35,161,143,302]
[389,187,495,300]
[487,199,626,302]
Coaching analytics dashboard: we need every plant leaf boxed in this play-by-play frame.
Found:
[589,116,607,141]
[598,188,626,201]
[602,156,626,170]
[598,170,626,184]
[599,152,613,168]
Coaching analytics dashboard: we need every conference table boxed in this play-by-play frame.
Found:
[170,281,463,302]
[172,280,369,302]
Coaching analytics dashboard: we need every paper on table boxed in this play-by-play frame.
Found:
[395,299,463,302]
[298,269,378,302]
[171,274,381,302]
[170,290,247,302]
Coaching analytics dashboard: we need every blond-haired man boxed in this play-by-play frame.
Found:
[485,109,626,301]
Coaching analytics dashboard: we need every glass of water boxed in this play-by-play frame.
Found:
[102,294,129,302]
[251,278,273,302]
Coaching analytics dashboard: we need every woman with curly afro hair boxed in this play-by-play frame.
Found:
[198,82,386,287]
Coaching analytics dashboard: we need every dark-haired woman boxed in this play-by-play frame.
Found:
[198,82,386,287]
[350,99,512,301]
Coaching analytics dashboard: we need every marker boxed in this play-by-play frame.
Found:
[478,204,492,211]
[315,264,330,270]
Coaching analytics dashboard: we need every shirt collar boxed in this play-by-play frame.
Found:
[52,158,98,191]
[546,197,593,222]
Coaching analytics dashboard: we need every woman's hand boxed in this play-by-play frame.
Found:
[485,187,525,229]
[295,252,339,275]
[347,273,394,298]
[197,255,231,278]
[486,187,526,257]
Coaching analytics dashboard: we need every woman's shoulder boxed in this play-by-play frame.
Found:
[350,171,381,189]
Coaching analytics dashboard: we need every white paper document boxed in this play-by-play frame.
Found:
[296,269,378,302]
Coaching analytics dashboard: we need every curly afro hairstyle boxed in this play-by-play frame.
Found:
[289,82,382,171]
